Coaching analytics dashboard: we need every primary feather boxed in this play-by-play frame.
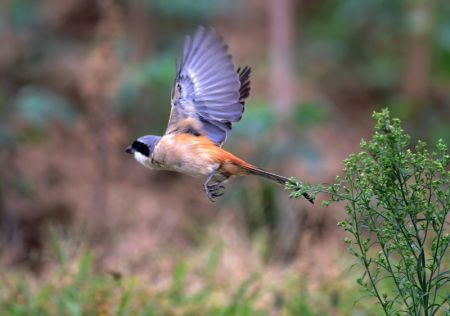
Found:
[166,26,251,146]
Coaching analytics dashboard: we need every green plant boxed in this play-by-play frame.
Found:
[287,109,449,315]
[1,243,385,315]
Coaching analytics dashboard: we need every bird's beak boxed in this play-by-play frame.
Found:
[125,146,134,154]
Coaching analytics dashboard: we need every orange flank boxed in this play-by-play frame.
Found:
[152,133,255,177]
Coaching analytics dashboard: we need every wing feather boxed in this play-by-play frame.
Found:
[166,26,251,146]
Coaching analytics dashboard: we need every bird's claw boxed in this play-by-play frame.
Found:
[204,182,225,202]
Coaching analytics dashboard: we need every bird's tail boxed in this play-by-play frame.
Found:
[240,165,314,204]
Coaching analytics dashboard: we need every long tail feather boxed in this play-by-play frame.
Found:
[241,166,314,204]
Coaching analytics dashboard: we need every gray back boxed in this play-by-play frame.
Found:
[137,135,161,155]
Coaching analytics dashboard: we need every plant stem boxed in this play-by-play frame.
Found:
[348,178,390,315]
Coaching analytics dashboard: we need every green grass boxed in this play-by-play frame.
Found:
[0,248,386,316]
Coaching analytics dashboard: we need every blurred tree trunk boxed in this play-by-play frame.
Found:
[403,0,435,104]
[0,155,9,247]
[128,1,152,61]
[270,0,295,125]
[269,0,302,262]
[80,0,123,229]
[0,149,25,262]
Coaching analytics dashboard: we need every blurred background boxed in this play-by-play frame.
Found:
[0,0,449,314]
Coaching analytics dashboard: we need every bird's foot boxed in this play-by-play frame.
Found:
[204,181,225,202]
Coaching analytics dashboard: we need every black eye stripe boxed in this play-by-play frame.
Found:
[132,140,150,157]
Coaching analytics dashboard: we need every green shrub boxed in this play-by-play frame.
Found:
[287,109,449,315]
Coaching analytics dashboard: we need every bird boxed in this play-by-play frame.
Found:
[125,26,313,203]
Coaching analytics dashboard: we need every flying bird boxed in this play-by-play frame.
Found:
[125,26,312,203]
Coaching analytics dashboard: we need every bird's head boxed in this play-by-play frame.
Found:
[125,135,161,167]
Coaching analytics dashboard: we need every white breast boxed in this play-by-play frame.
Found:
[133,151,153,169]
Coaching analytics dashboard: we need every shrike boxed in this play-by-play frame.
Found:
[126,26,312,203]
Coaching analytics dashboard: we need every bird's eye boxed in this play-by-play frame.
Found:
[132,141,140,148]
[132,140,150,157]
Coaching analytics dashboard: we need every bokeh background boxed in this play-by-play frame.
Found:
[1,0,449,314]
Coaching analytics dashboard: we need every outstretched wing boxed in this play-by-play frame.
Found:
[166,26,251,146]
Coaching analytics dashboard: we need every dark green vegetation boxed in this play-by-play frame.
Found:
[288,110,449,315]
